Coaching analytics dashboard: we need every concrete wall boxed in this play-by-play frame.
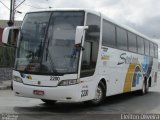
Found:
[0,28,3,44]
[0,68,12,80]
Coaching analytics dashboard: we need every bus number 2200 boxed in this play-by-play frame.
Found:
[50,76,60,81]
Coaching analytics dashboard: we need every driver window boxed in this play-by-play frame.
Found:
[82,41,91,66]
[80,13,100,78]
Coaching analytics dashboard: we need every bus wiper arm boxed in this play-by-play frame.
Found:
[46,48,58,73]
[45,37,50,61]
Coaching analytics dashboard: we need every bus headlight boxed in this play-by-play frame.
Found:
[58,79,79,86]
[13,76,23,83]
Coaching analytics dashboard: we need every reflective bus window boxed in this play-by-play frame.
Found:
[116,27,128,50]
[128,32,137,52]
[154,44,158,58]
[144,40,149,56]
[150,42,154,57]
[137,36,144,54]
[102,20,116,47]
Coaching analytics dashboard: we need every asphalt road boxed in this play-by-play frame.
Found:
[0,77,160,120]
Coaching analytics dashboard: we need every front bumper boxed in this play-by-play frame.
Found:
[13,81,82,102]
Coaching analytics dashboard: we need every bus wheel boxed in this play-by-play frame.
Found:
[86,82,106,105]
[145,80,149,93]
[41,99,57,105]
[138,80,148,95]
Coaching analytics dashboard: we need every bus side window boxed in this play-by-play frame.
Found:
[154,44,158,58]
[102,20,116,47]
[144,40,149,56]
[116,27,128,51]
[128,32,137,53]
[149,42,154,57]
[137,36,144,54]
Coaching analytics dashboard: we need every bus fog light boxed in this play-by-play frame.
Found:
[58,79,79,86]
[13,76,23,83]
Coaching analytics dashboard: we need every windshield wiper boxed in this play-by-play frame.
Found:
[45,41,58,74]
[45,39,49,61]
[47,50,58,73]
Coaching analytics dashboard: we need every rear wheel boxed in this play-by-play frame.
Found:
[85,82,106,105]
[41,99,57,105]
[138,80,149,95]
[145,80,149,93]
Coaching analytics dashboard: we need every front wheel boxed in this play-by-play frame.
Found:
[41,99,57,105]
[85,82,106,105]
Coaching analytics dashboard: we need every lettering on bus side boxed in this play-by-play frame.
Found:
[117,53,126,65]
[117,53,139,65]
[50,76,60,81]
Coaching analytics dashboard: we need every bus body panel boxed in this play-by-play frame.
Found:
[96,46,158,96]
[13,72,98,102]
[13,71,78,87]
[13,80,81,102]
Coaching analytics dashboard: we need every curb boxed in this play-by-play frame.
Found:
[0,80,11,90]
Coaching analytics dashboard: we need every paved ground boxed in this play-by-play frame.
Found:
[0,78,160,120]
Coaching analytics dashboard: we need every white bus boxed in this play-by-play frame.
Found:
[10,9,158,105]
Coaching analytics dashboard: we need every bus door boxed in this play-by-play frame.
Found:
[79,13,101,99]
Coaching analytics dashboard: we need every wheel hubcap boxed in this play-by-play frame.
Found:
[93,86,103,103]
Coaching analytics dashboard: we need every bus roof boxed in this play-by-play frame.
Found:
[26,8,157,45]
[27,8,101,16]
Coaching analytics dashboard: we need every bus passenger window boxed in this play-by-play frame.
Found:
[128,32,137,53]
[144,40,149,56]
[102,20,116,47]
[116,27,128,51]
[150,42,154,57]
[137,37,144,54]
[154,44,158,58]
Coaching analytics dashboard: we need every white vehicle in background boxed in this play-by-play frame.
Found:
[3,9,158,105]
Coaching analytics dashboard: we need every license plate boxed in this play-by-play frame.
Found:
[33,90,44,95]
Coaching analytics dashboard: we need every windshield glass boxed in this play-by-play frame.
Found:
[15,11,84,75]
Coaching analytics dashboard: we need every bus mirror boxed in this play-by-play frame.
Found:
[2,27,10,44]
[75,26,88,45]
[2,27,20,45]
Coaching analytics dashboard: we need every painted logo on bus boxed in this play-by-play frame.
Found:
[117,53,139,65]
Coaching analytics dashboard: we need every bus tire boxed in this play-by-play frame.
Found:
[85,82,106,105]
[145,79,149,94]
[138,80,148,95]
[41,99,57,105]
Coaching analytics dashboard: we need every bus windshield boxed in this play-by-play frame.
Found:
[15,11,84,75]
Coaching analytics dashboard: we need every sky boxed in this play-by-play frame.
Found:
[0,0,160,40]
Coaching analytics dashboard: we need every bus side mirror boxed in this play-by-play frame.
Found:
[2,27,10,44]
[75,26,88,45]
[2,27,20,45]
